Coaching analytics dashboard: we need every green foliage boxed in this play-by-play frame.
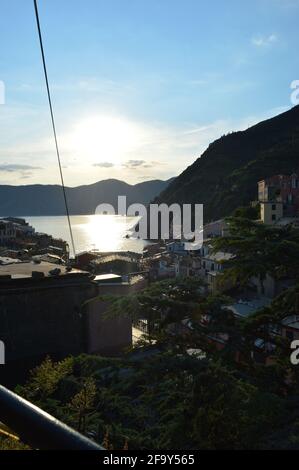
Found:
[9,274,299,450]
[13,353,290,450]
[0,436,30,450]
[233,204,260,220]
[190,361,285,449]
[212,217,299,287]
[15,356,73,404]
[68,377,97,433]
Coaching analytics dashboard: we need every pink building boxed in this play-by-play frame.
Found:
[258,172,299,219]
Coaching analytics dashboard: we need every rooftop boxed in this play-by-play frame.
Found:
[0,256,22,266]
[0,261,85,280]
[225,296,271,318]
[203,251,235,262]
[94,273,122,284]
[281,315,299,331]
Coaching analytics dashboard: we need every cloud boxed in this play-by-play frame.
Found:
[188,79,209,86]
[0,164,42,172]
[122,160,147,169]
[93,162,114,168]
[14,77,135,97]
[0,103,291,186]
[122,160,162,170]
[251,34,278,47]
[0,164,43,182]
[19,174,31,179]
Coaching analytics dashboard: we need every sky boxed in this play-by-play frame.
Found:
[0,0,298,187]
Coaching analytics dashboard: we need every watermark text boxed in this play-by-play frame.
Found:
[291,80,299,106]
[96,196,203,250]
[0,80,5,105]
[0,340,5,365]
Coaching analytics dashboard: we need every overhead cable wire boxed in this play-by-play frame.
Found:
[33,0,76,258]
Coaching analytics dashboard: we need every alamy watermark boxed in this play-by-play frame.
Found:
[290,80,299,106]
[290,340,299,365]
[0,80,5,105]
[96,196,203,250]
[0,340,5,365]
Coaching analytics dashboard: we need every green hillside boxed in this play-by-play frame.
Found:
[156,105,299,222]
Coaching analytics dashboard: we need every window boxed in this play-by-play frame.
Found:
[211,263,214,271]
[272,204,276,210]
[286,330,294,341]
[272,214,276,221]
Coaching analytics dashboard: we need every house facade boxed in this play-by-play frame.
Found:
[258,172,299,224]
[0,221,17,246]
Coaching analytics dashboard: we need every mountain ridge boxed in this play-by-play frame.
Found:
[155,105,299,222]
[0,178,174,216]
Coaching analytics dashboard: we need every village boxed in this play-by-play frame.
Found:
[0,171,299,380]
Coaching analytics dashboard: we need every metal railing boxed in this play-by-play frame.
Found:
[0,385,104,450]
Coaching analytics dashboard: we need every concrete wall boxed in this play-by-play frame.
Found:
[0,274,97,363]
[84,279,147,356]
[260,201,283,224]
[0,272,148,385]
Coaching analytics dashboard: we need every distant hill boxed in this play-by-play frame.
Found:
[155,105,299,222]
[0,178,174,216]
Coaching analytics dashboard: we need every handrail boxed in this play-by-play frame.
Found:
[0,385,104,450]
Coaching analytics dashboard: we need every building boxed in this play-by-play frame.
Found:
[250,273,295,299]
[168,239,234,293]
[198,242,234,294]
[85,273,147,356]
[260,201,284,225]
[0,220,17,245]
[166,241,187,255]
[3,217,35,236]
[0,262,144,385]
[75,250,98,270]
[144,252,176,280]
[258,172,299,224]
[203,219,228,239]
[32,253,65,264]
[225,296,271,320]
[174,254,201,278]
[0,262,96,384]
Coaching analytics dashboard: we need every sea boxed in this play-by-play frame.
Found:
[26,215,147,257]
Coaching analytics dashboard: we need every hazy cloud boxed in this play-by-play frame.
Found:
[122,160,147,169]
[122,160,162,170]
[251,34,278,47]
[0,164,42,172]
[93,162,115,168]
[19,174,31,179]
[0,105,290,186]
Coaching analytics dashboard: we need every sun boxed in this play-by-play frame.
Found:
[69,115,142,165]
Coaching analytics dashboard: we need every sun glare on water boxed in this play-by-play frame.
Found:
[79,214,140,252]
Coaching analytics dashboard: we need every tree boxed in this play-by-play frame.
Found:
[68,377,97,433]
[212,217,299,291]
[233,204,260,220]
[11,350,294,450]
[16,356,73,403]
